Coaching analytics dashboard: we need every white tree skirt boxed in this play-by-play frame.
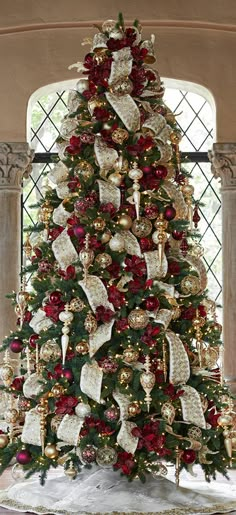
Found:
[0,466,236,515]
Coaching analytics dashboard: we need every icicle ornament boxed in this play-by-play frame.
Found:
[59,304,74,365]
[128,163,143,220]
[140,355,155,412]
[79,234,94,284]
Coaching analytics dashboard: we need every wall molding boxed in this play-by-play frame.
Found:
[0,20,236,36]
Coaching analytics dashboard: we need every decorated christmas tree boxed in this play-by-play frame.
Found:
[0,14,234,486]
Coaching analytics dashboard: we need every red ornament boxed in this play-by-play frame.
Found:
[49,291,62,304]
[29,334,39,348]
[153,165,168,179]
[141,165,153,174]
[16,449,32,465]
[73,225,86,239]
[104,407,120,422]
[180,237,189,255]
[81,445,97,463]
[34,247,42,258]
[9,338,23,353]
[172,230,183,241]
[182,449,196,464]
[193,205,201,228]
[145,296,160,312]
[139,238,154,252]
[61,368,74,383]
[99,357,118,374]
[164,205,176,221]
[144,204,159,220]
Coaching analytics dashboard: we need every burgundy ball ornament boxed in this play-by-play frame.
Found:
[182,449,196,464]
[144,204,159,220]
[61,368,74,383]
[9,338,24,354]
[16,449,32,465]
[104,406,120,422]
[141,165,153,174]
[29,334,39,349]
[49,291,62,304]
[172,230,184,241]
[81,445,97,464]
[73,225,86,239]
[154,165,168,179]
[145,296,160,312]
[164,205,176,221]
[139,238,153,252]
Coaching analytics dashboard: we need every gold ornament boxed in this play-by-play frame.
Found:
[175,446,183,486]
[79,234,95,282]
[181,275,201,295]
[192,309,205,368]
[0,434,9,448]
[51,383,65,398]
[64,460,77,480]
[112,128,129,145]
[140,355,155,412]
[128,163,143,220]
[23,233,32,262]
[38,200,53,240]
[74,160,94,180]
[118,367,133,384]
[218,414,233,427]
[123,346,139,363]
[40,341,61,362]
[101,230,112,243]
[93,217,106,232]
[44,443,59,459]
[84,312,98,334]
[108,172,123,187]
[37,397,49,455]
[127,401,141,417]
[51,415,64,433]
[69,298,85,312]
[128,308,149,330]
[187,426,202,441]
[117,214,133,230]
[161,402,176,425]
[95,253,112,269]
[153,214,168,263]
[109,78,133,96]
[75,340,89,355]
[181,179,194,229]
[202,346,219,369]
[0,363,14,386]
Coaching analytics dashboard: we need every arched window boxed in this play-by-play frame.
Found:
[25,80,221,313]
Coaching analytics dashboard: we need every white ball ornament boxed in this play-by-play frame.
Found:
[109,234,125,252]
[75,402,91,418]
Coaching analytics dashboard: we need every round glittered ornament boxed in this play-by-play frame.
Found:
[95,253,112,269]
[109,234,125,252]
[164,205,176,221]
[81,445,97,463]
[128,308,149,329]
[112,128,129,145]
[93,217,106,232]
[145,296,160,312]
[108,172,123,187]
[75,341,89,355]
[128,401,141,417]
[40,340,61,362]
[132,217,152,238]
[100,357,118,374]
[104,406,120,422]
[18,397,31,412]
[144,204,159,220]
[180,275,201,295]
[181,449,196,465]
[75,402,91,418]
[96,446,117,468]
[110,78,133,96]
[74,160,94,180]
[51,383,65,398]
[123,346,139,363]
[118,367,133,384]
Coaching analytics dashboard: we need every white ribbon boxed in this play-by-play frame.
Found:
[80,361,103,403]
[166,331,190,385]
[57,414,84,446]
[94,136,118,170]
[79,275,114,313]
[89,320,114,357]
[53,202,71,227]
[179,385,206,429]
[29,309,53,333]
[52,229,78,270]
[144,250,168,279]
[97,179,121,210]
[120,230,142,257]
[117,421,139,454]
[21,409,41,446]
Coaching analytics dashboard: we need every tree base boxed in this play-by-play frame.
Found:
[0,467,235,514]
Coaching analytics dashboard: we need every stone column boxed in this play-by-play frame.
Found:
[0,143,33,355]
[209,143,236,393]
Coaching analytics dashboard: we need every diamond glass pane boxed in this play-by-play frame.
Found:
[25,86,221,315]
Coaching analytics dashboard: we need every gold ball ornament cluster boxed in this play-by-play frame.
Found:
[128,308,149,329]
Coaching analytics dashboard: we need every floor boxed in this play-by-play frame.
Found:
[0,467,235,514]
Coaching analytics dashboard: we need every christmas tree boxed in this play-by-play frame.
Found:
[0,14,234,485]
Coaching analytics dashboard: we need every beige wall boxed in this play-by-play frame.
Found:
[0,0,236,142]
